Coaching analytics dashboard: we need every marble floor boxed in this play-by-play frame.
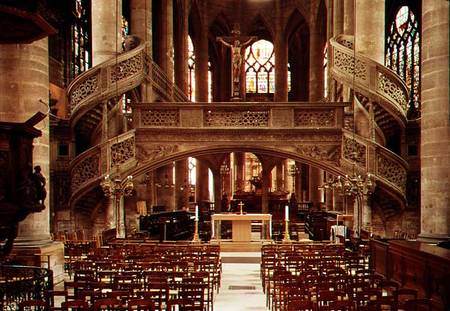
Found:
[214,252,269,311]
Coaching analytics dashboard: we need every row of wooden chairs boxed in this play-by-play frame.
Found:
[261,243,435,311]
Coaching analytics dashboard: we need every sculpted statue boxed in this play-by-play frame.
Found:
[217,28,257,99]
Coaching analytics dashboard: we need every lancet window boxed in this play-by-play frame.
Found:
[386,5,421,117]
[71,0,91,80]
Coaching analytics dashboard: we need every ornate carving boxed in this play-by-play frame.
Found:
[333,50,367,81]
[377,154,407,193]
[71,153,100,192]
[110,54,144,84]
[204,109,269,127]
[136,144,178,162]
[70,74,99,110]
[337,37,354,49]
[111,136,135,168]
[377,72,408,112]
[142,109,180,127]
[296,145,341,164]
[343,136,366,167]
[294,109,336,127]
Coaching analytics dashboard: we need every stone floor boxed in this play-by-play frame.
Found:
[214,252,269,311]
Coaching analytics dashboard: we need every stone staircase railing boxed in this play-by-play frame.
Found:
[69,130,136,207]
[67,37,188,131]
[329,35,409,129]
[341,130,408,205]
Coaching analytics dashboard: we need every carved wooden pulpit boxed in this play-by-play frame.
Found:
[0,112,47,259]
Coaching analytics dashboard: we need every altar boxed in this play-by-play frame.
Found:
[211,213,272,242]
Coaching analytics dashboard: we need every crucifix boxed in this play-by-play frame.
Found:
[217,27,257,100]
[238,201,245,215]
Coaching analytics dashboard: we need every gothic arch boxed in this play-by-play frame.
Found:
[126,145,345,182]
[285,9,310,101]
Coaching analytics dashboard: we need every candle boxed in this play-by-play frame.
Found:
[285,205,289,221]
[195,205,199,221]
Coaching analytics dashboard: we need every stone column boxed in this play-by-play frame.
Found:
[0,38,64,281]
[419,0,450,242]
[212,169,221,213]
[195,161,209,203]
[130,0,152,49]
[309,19,325,101]
[130,0,153,101]
[274,2,288,102]
[355,0,384,63]
[174,0,189,95]
[333,0,344,36]
[175,160,188,210]
[92,0,123,66]
[361,195,372,231]
[309,167,323,209]
[295,161,302,198]
[195,19,209,102]
[234,152,246,192]
[156,165,175,211]
[325,173,333,211]
[276,163,284,191]
[343,0,355,35]
[159,0,174,81]
[0,39,50,242]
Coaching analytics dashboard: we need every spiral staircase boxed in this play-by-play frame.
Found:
[66,35,409,234]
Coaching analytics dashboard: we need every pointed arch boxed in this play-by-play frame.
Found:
[285,9,310,101]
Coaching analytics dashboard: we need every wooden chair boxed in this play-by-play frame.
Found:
[288,299,317,311]
[92,298,123,311]
[127,298,154,311]
[320,300,355,311]
[403,298,433,311]
[395,288,418,310]
[316,290,346,310]
[18,299,48,311]
[61,300,90,311]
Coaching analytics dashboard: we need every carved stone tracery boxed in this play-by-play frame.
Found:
[142,109,180,127]
[343,136,366,167]
[377,72,408,112]
[204,109,269,127]
[294,109,336,127]
[110,54,144,84]
[296,145,341,164]
[377,154,407,193]
[333,50,367,81]
[110,136,135,168]
[71,153,100,192]
[136,144,178,162]
[70,74,99,111]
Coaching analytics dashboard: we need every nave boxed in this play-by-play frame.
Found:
[3,239,441,311]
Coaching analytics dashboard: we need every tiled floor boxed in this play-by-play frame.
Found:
[214,253,269,311]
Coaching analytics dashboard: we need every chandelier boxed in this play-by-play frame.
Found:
[321,172,375,197]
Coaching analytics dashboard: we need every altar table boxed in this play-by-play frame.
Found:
[211,213,272,242]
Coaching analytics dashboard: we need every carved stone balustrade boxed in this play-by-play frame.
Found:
[131,101,347,130]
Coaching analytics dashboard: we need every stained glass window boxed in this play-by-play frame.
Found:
[188,36,212,102]
[245,40,275,94]
[121,16,129,50]
[386,5,420,117]
[71,0,91,80]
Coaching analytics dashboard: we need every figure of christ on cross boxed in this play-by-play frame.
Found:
[217,29,257,100]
